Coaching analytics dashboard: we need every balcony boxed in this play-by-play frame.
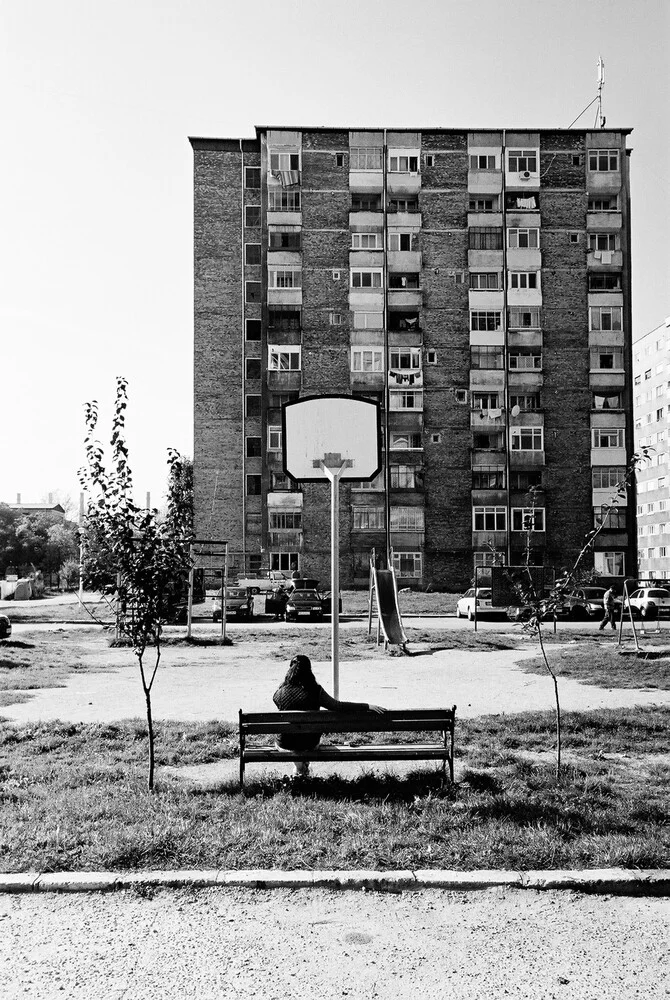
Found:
[267,370,301,391]
[509,450,545,467]
[470,408,505,429]
[388,250,422,272]
[388,286,422,308]
[386,211,422,229]
[351,370,385,390]
[588,249,623,269]
[349,170,384,194]
[349,210,384,229]
[387,171,421,197]
[388,368,423,388]
[472,530,508,549]
[267,530,303,548]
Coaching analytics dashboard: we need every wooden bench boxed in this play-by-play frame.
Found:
[238,707,456,787]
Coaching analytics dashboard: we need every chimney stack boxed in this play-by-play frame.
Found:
[16,493,21,504]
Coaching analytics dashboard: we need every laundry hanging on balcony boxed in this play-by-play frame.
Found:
[272,170,301,188]
[390,370,418,385]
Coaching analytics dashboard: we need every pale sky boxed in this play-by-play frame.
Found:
[2,0,668,510]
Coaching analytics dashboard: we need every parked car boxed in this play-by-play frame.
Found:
[506,589,568,623]
[0,614,11,640]
[563,587,609,620]
[213,586,254,622]
[624,587,670,619]
[456,587,493,621]
[284,589,324,622]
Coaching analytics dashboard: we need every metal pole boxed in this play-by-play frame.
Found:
[322,463,344,697]
[222,543,228,643]
[187,544,194,639]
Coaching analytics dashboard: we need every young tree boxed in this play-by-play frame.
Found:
[79,377,193,790]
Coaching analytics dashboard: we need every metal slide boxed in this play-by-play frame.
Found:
[372,567,408,647]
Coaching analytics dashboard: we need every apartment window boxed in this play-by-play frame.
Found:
[508,228,539,249]
[590,346,624,370]
[592,467,625,489]
[594,551,625,576]
[390,348,421,370]
[469,227,503,250]
[245,166,261,189]
[508,149,537,172]
[270,552,300,573]
[246,395,261,418]
[352,232,383,250]
[246,474,262,496]
[388,232,415,251]
[590,307,622,332]
[268,268,301,289]
[390,390,423,410]
[593,392,623,410]
[473,506,507,531]
[510,393,540,411]
[389,273,420,290]
[388,198,419,213]
[267,426,282,453]
[595,506,627,530]
[353,311,383,329]
[269,230,301,250]
[469,197,499,212]
[390,465,423,489]
[656,385,666,397]
[351,193,382,211]
[472,431,505,450]
[268,189,301,211]
[509,271,538,290]
[388,312,420,331]
[246,436,262,457]
[658,408,665,421]
[645,369,652,380]
[470,311,502,331]
[511,427,543,451]
[588,149,619,171]
[471,392,501,410]
[506,193,539,210]
[271,392,298,409]
[351,268,383,288]
[389,154,419,172]
[245,244,261,266]
[425,154,434,167]
[329,312,343,326]
[245,206,261,227]
[509,350,542,371]
[268,306,301,331]
[592,428,624,448]
[470,272,499,290]
[245,281,261,303]
[246,358,261,380]
[471,347,504,370]
[508,307,540,328]
[589,273,622,291]
[427,350,437,365]
[510,470,543,490]
[268,346,301,371]
[588,233,617,253]
[352,507,385,530]
[391,507,425,531]
[351,348,383,372]
[470,154,497,170]
[472,467,505,489]
[512,508,545,531]
[269,512,302,531]
[393,552,423,578]
[390,432,422,450]
[336,153,344,167]
[246,319,262,341]
[350,147,383,170]
[588,195,619,212]
[271,472,298,492]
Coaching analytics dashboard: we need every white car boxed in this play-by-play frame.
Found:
[456,587,494,621]
[625,587,670,619]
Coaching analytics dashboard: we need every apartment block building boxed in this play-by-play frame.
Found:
[190,126,635,590]
[634,317,670,581]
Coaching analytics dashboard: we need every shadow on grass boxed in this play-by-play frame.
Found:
[202,768,457,804]
[0,640,35,650]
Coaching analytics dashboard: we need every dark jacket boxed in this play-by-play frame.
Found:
[273,681,370,751]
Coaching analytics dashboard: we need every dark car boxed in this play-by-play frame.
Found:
[213,587,254,622]
[284,589,324,622]
[0,614,11,640]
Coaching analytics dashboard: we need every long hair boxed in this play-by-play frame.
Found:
[283,654,318,689]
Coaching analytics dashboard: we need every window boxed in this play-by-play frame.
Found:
[588,149,619,171]
[427,350,437,365]
[589,273,622,291]
[508,149,537,172]
[510,393,540,411]
[473,506,507,531]
[470,311,502,331]
[469,197,499,212]
[354,311,383,329]
[268,189,301,211]
[508,307,540,328]
[590,346,624,370]
[329,312,343,326]
[268,268,301,288]
[271,472,298,492]
[246,319,262,341]
[268,306,301,331]
[657,408,665,421]
[509,351,542,370]
[588,233,617,252]
[388,312,420,331]
[245,281,261,303]
[590,307,622,332]
[390,465,423,488]
[472,467,506,489]
[246,358,261,380]
[509,271,538,290]
[471,392,501,410]
[508,228,539,249]
[351,348,383,372]
[269,230,301,250]
[388,198,419,213]
[569,232,580,244]
[390,348,421,370]
[351,194,382,211]
[593,392,623,410]
[472,431,505,450]
[471,346,504,369]
[389,154,419,172]
[390,390,423,410]
[645,369,652,380]
[511,427,543,451]
[512,508,545,531]
[245,206,261,227]
[389,273,420,289]
[595,506,627,529]
[393,552,423,578]
[270,552,300,573]
[352,232,383,250]
[588,195,619,212]
[245,244,261,266]
[351,472,383,491]
[390,432,422,450]
[269,511,302,530]
[469,227,503,250]
[469,154,497,170]
[246,395,261,418]
[594,551,625,576]
[350,147,383,170]
[470,272,499,290]
[270,391,298,409]
[336,153,344,167]
[510,470,543,490]
[391,507,425,531]
[246,436,261,457]
[268,346,301,371]
[267,426,282,453]
[425,154,434,167]
[245,166,261,189]
[352,507,385,530]
[351,268,383,288]
[388,232,416,251]
[592,428,624,448]
[246,474,262,496]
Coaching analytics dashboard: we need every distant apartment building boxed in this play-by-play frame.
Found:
[190,126,635,589]
[633,317,670,581]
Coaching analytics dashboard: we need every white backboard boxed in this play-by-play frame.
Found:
[282,395,382,482]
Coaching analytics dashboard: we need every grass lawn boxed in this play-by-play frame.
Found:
[519,635,670,691]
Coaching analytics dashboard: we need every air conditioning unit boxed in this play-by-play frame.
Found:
[521,170,532,180]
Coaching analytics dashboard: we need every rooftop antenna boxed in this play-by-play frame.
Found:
[596,56,606,128]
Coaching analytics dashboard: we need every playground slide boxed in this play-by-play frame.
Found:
[373,568,407,646]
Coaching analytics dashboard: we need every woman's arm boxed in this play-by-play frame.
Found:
[317,686,385,713]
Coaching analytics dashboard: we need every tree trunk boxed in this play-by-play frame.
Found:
[538,626,561,779]
[138,652,156,791]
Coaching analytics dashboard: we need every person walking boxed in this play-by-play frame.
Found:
[598,585,617,631]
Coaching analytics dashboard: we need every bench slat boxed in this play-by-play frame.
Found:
[244,744,449,763]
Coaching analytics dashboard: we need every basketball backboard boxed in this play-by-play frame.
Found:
[282,395,382,483]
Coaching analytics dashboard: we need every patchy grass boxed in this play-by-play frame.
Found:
[519,641,670,691]
[0,709,667,874]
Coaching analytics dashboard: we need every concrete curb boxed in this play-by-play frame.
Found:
[1,868,668,895]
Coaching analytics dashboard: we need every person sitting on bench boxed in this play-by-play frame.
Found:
[273,654,386,776]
